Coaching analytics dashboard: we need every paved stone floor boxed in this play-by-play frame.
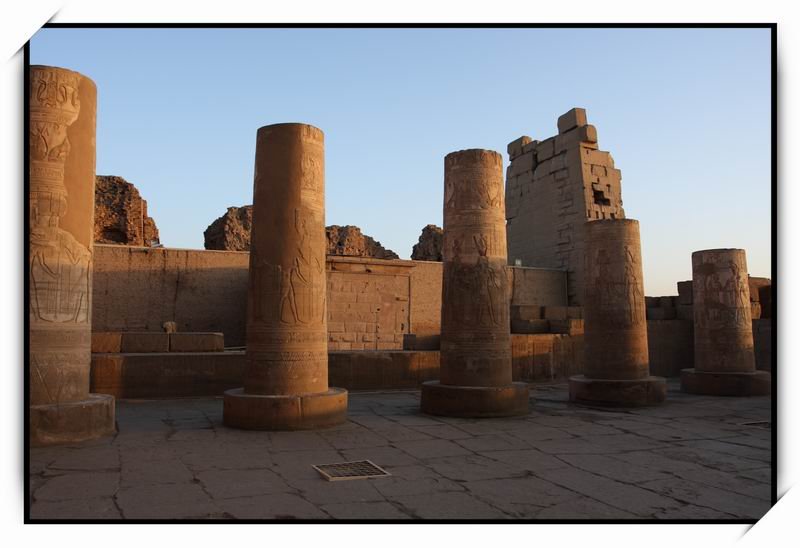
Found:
[28,380,772,520]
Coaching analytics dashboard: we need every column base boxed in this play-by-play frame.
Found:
[680,368,771,396]
[569,375,666,407]
[223,387,348,430]
[420,380,530,418]
[30,393,116,447]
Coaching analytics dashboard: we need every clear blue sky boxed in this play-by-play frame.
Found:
[30,27,772,295]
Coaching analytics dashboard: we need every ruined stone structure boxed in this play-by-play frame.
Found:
[223,123,347,430]
[421,149,529,417]
[681,249,770,396]
[29,65,115,445]
[569,219,666,406]
[204,205,398,259]
[94,175,160,246]
[204,205,252,251]
[411,224,443,261]
[326,225,399,259]
[506,108,624,305]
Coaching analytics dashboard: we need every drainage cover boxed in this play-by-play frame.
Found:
[312,460,391,481]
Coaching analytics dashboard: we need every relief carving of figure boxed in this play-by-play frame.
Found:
[724,260,749,327]
[623,244,644,324]
[29,227,91,324]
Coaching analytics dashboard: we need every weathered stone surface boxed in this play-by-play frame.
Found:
[29,385,772,520]
[692,249,756,374]
[570,219,665,406]
[204,205,253,251]
[94,175,160,246]
[204,205,398,259]
[223,123,346,430]
[326,224,399,259]
[507,108,624,305]
[29,65,115,446]
[411,224,444,261]
[682,249,770,396]
[421,149,528,417]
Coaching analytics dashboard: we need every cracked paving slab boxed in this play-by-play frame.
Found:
[28,384,772,520]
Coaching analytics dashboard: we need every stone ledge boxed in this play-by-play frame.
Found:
[680,369,771,397]
[222,387,348,430]
[568,375,666,407]
[30,394,116,446]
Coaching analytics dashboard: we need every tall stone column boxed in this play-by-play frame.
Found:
[223,123,347,429]
[420,149,529,417]
[29,65,115,445]
[681,249,770,395]
[569,219,666,406]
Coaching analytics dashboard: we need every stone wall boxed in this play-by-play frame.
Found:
[506,108,625,304]
[93,245,568,348]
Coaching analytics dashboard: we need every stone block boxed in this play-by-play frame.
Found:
[91,352,246,398]
[569,375,666,407]
[748,277,771,302]
[550,319,584,335]
[507,136,532,159]
[753,319,772,372]
[758,285,772,318]
[680,369,770,397]
[510,304,542,320]
[750,302,762,320]
[676,304,694,321]
[169,332,224,352]
[659,296,677,308]
[92,332,122,353]
[647,320,694,377]
[120,332,170,353]
[511,319,550,334]
[557,108,588,134]
[677,281,693,305]
[402,334,441,351]
[521,140,539,155]
[543,306,569,320]
[645,297,660,308]
[647,307,676,320]
[420,381,529,418]
[535,138,556,162]
[509,151,535,177]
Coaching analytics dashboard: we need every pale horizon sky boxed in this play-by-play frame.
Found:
[30,27,772,295]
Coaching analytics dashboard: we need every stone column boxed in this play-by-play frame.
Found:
[681,249,770,395]
[569,219,666,406]
[223,123,347,429]
[420,149,529,417]
[29,65,115,445]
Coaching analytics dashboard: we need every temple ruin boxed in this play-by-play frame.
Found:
[27,65,773,522]
[506,108,624,304]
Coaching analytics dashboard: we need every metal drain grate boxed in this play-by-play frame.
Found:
[312,460,391,482]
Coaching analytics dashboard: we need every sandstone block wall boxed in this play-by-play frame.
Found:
[92,245,567,348]
[506,108,625,304]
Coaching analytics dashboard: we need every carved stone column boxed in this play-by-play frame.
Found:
[223,123,347,429]
[569,219,666,406]
[420,149,529,417]
[29,65,115,445]
[681,249,770,395]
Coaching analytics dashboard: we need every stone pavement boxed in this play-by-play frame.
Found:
[28,380,772,520]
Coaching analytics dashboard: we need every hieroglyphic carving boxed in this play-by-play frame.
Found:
[440,149,512,387]
[29,67,91,327]
[694,255,751,331]
[588,241,645,327]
